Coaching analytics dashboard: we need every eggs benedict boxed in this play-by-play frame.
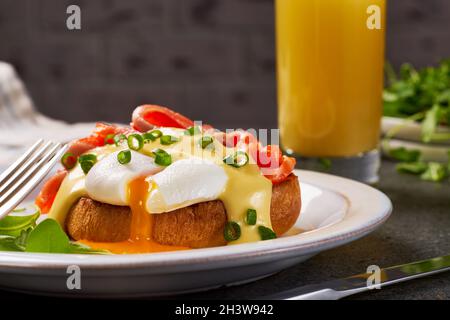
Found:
[36,105,300,254]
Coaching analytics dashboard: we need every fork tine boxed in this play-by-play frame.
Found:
[0,139,44,186]
[0,142,63,205]
[0,140,54,196]
[0,144,68,220]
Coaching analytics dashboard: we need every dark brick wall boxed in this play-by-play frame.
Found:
[0,0,449,129]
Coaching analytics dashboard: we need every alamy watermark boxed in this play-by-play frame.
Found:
[366,4,382,30]
[366,265,381,290]
[66,265,81,290]
[66,5,81,30]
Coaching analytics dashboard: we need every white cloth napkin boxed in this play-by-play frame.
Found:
[0,62,96,169]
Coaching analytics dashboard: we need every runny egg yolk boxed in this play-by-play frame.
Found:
[129,175,151,240]
[79,175,189,254]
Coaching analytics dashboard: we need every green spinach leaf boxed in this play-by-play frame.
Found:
[396,162,428,175]
[68,242,109,255]
[25,219,71,253]
[420,162,448,182]
[0,236,23,252]
[0,209,40,237]
[389,147,421,162]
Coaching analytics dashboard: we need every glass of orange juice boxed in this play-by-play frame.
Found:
[276,0,386,183]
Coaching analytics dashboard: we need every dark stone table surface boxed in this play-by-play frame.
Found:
[187,160,450,300]
[2,161,449,301]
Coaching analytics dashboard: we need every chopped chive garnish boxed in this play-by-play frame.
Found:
[160,135,180,145]
[258,226,277,240]
[117,150,132,164]
[245,209,257,225]
[152,148,172,166]
[224,221,241,241]
[104,134,116,145]
[78,154,97,163]
[199,136,214,149]
[223,151,249,168]
[127,134,144,151]
[142,130,162,142]
[61,152,77,170]
[80,161,94,174]
[78,154,97,174]
[113,134,127,146]
[185,126,201,136]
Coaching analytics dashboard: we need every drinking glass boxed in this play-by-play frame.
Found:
[276,0,386,183]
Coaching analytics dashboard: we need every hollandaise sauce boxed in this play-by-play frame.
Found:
[48,127,273,254]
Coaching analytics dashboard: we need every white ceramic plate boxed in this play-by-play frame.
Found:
[0,169,392,298]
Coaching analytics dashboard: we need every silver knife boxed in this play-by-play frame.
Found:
[267,254,450,300]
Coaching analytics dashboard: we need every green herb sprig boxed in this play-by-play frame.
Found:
[383,60,450,182]
[394,151,450,182]
[383,60,450,143]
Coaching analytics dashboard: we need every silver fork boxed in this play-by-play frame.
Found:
[0,139,68,220]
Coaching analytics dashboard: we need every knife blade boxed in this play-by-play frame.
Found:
[266,254,450,300]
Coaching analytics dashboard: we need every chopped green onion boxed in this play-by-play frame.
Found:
[223,151,249,168]
[160,135,180,145]
[61,152,77,170]
[142,130,162,142]
[113,134,127,146]
[224,221,241,241]
[199,136,214,149]
[80,161,95,175]
[127,134,144,151]
[117,150,132,165]
[245,209,257,225]
[185,126,201,136]
[152,148,172,166]
[104,134,116,145]
[258,226,277,240]
[78,154,97,175]
[78,154,97,163]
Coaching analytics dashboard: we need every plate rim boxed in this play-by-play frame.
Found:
[0,169,392,271]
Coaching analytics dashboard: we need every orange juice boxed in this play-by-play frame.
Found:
[276,0,386,157]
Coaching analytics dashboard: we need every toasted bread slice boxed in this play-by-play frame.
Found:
[65,174,301,248]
